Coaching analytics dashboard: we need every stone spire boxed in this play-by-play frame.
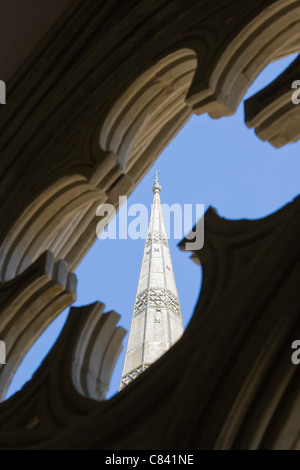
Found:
[119,172,184,390]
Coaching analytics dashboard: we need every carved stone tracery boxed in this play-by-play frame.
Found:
[0,0,299,450]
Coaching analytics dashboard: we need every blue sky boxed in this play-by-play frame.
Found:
[6,54,300,400]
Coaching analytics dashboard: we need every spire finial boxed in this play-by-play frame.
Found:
[152,170,161,193]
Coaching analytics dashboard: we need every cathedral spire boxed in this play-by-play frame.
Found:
[120,173,184,390]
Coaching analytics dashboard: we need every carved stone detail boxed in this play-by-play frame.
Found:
[146,231,168,247]
[120,365,149,390]
[133,288,181,317]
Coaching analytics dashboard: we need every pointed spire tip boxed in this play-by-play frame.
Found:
[152,170,161,194]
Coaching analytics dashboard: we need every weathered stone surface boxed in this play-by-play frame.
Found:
[245,55,300,148]
[0,251,77,401]
[0,197,299,449]
[1,0,299,285]
[0,0,299,450]
[0,303,125,448]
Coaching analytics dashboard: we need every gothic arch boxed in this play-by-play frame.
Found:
[187,0,300,118]
[0,0,299,449]
[0,0,299,291]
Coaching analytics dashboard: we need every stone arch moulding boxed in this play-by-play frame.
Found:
[0,0,299,450]
[186,0,300,119]
[0,175,106,283]
[99,48,198,177]
[0,302,125,442]
[245,54,300,148]
[0,251,77,402]
[0,197,298,449]
[1,0,299,291]
[71,303,126,401]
